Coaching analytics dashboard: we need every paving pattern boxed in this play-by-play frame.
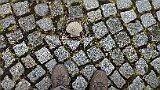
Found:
[0,0,160,90]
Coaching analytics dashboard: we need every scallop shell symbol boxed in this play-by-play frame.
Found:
[66,22,83,37]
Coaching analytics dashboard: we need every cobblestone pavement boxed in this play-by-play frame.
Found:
[0,0,160,90]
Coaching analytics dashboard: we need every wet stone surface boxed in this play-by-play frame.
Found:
[0,0,160,90]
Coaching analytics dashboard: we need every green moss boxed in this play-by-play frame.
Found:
[0,27,4,33]
[8,25,17,31]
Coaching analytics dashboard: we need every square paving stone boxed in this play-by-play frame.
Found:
[114,31,130,47]
[100,35,116,51]
[0,3,12,15]
[12,1,30,16]
[156,10,160,21]
[54,46,70,62]
[87,47,104,62]
[81,65,97,80]
[133,32,148,47]
[119,63,134,79]
[123,46,138,63]
[140,13,156,28]
[27,31,43,47]
[45,59,57,74]
[49,0,64,16]
[72,76,88,90]
[106,17,123,34]
[152,0,160,9]
[9,62,24,79]
[34,3,49,16]
[110,48,124,66]
[72,50,89,66]
[101,3,117,18]
[36,18,53,31]
[116,0,132,9]
[0,15,16,29]
[45,35,61,49]
[87,9,102,23]
[135,58,148,75]
[64,60,79,77]
[127,20,143,35]
[92,21,108,38]
[15,79,30,90]
[120,10,137,23]
[128,76,145,90]
[0,0,9,4]
[21,55,36,68]
[35,77,51,90]
[0,68,3,76]
[68,6,83,19]
[136,0,151,12]
[35,47,51,64]
[27,65,46,83]
[83,37,94,47]
[141,46,159,60]
[100,58,115,75]
[145,70,159,88]
[66,40,80,51]
[110,70,126,88]
[83,0,99,10]
[18,15,36,32]
[6,29,23,44]
[1,75,15,90]
[2,49,15,68]
[150,57,160,73]
[148,24,160,42]
[13,41,28,57]
[0,35,7,49]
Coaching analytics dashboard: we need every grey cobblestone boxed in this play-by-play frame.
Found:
[128,76,145,90]
[135,58,148,75]
[12,1,30,16]
[150,57,160,73]
[140,13,156,28]
[72,76,88,90]
[101,3,117,18]
[110,48,124,66]
[6,29,23,44]
[35,47,51,64]
[145,70,159,88]
[21,55,36,68]
[119,63,134,79]
[0,0,160,89]
[116,0,132,9]
[100,58,115,75]
[18,15,36,32]
[100,35,116,51]
[92,21,108,38]
[27,65,46,82]
[110,70,126,88]
[13,41,28,57]
[81,65,97,80]
[35,76,51,90]
[0,3,12,15]
[72,50,89,66]
[15,79,30,90]
[83,0,99,10]
[87,47,104,62]
[9,62,24,79]
[106,17,123,34]
[54,46,70,62]
[87,9,102,22]
[34,3,49,16]
[1,75,15,90]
